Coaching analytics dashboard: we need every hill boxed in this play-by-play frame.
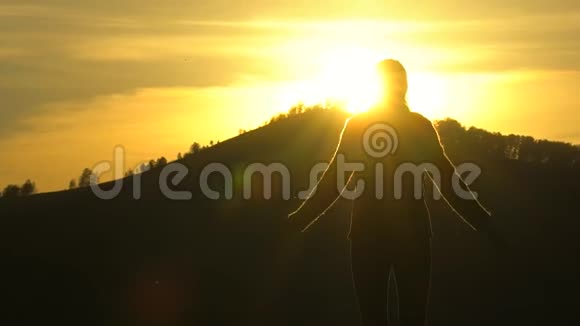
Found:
[1,108,579,325]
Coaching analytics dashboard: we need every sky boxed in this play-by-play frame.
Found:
[0,0,579,192]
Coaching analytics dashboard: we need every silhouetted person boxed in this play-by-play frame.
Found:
[289,59,498,326]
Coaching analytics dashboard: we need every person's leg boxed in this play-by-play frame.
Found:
[351,239,390,326]
[393,240,431,326]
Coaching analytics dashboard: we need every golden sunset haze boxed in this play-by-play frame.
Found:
[0,1,579,192]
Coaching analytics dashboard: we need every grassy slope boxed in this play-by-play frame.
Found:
[0,109,579,325]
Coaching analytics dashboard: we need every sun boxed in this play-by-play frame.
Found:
[276,48,384,114]
[277,46,448,118]
[315,48,383,114]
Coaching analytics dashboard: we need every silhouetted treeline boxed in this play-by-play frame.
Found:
[180,140,217,160]
[65,140,221,189]
[434,118,580,167]
[266,103,331,125]
[0,179,37,198]
[68,168,94,189]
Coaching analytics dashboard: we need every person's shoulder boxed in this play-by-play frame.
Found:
[344,112,370,131]
[408,111,437,134]
[408,111,433,127]
[407,111,443,151]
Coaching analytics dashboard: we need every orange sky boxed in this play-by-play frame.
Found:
[0,1,579,192]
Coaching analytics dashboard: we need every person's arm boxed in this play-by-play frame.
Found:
[287,119,354,232]
[422,120,492,231]
[425,124,509,250]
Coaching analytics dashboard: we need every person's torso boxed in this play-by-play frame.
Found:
[342,109,437,239]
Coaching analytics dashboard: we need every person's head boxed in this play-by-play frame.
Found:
[376,59,408,108]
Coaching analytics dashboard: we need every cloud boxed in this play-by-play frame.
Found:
[0,1,578,137]
[0,50,284,135]
[3,1,579,21]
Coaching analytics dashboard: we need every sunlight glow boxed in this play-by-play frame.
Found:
[277,47,384,114]
[406,72,449,119]
[277,46,450,117]
[315,48,383,114]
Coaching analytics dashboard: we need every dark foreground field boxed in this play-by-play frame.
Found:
[1,110,579,325]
